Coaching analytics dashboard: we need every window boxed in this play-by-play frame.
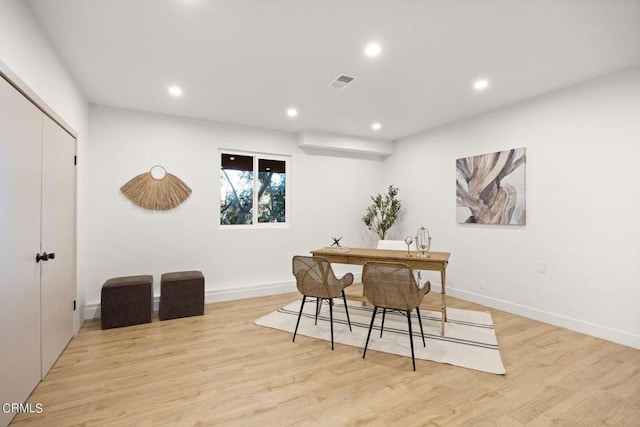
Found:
[220,151,289,226]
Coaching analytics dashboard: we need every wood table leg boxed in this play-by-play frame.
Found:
[440,268,447,336]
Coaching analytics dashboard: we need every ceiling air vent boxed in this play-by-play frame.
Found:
[329,74,355,89]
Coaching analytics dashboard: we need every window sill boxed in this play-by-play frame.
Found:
[218,223,291,231]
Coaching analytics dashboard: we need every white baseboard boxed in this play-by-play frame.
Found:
[83,280,299,320]
[82,278,638,350]
[447,287,640,350]
[205,281,297,303]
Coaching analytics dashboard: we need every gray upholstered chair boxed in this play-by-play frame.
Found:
[292,256,353,350]
[361,261,431,370]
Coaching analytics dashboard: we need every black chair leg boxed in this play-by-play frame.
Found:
[293,295,306,342]
[315,297,320,325]
[329,298,334,350]
[363,306,378,359]
[407,310,416,371]
[380,308,386,337]
[416,307,426,347]
[341,290,352,331]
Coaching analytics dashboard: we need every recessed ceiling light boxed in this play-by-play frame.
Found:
[371,122,382,131]
[364,42,382,58]
[473,79,490,91]
[168,85,183,97]
[286,107,298,118]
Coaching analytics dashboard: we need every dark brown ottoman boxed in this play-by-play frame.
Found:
[101,275,153,329]
[159,271,205,320]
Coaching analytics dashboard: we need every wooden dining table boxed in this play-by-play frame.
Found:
[310,247,451,336]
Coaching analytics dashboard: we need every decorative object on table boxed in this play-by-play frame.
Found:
[331,236,343,247]
[320,246,349,253]
[404,236,413,257]
[121,165,192,210]
[415,226,431,257]
[362,185,402,239]
[456,148,526,225]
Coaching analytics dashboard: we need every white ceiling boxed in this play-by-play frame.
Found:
[26,0,640,141]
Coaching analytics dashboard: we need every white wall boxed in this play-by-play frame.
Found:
[4,0,637,348]
[0,0,89,327]
[385,67,640,348]
[82,106,384,316]
[0,0,87,130]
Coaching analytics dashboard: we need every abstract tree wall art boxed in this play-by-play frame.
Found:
[456,148,526,225]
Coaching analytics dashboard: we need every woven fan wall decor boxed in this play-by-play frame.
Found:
[121,165,192,210]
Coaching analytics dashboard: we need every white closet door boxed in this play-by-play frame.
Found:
[0,78,43,426]
[40,115,76,377]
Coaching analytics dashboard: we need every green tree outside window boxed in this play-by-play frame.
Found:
[220,153,287,225]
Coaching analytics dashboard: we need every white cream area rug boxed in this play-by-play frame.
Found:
[255,299,506,375]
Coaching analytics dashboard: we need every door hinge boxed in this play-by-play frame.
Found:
[73,300,77,311]
[74,155,77,165]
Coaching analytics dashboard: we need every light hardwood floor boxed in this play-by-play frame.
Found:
[11,290,640,426]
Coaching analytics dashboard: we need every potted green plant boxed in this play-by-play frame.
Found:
[362,185,401,240]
